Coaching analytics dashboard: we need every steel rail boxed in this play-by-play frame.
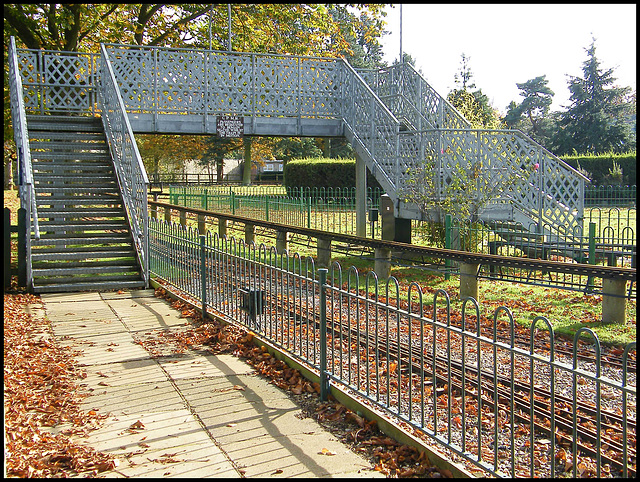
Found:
[148,199,636,281]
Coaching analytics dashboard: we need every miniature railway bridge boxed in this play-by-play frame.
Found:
[9,37,589,293]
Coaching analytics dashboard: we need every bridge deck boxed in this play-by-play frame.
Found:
[128,112,343,137]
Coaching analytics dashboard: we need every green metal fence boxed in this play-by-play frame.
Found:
[585,185,636,207]
[148,216,636,478]
[169,185,384,238]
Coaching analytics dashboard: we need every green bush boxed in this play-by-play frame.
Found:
[283,158,382,190]
[560,151,636,185]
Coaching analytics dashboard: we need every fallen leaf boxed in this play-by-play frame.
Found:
[318,448,337,456]
[271,469,284,474]
[129,420,145,430]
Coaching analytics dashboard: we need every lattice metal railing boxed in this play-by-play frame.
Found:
[8,37,40,289]
[360,62,588,238]
[102,44,343,120]
[15,47,100,114]
[98,45,149,287]
[358,64,469,131]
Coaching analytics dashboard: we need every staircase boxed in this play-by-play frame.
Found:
[355,63,588,241]
[27,114,146,293]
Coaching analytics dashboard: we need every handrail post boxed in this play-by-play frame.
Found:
[318,268,330,401]
[200,234,207,319]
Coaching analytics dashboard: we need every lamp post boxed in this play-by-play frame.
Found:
[227,4,232,52]
[399,4,403,64]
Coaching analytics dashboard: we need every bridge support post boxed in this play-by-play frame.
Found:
[375,247,392,280]
[218,218,228,238]
[151,194,158,219]
[380,194,411,243]
[317,237,332,268]
[198,214,207,235]
[244,223,256,245]
[459,262,479,302]
[276,230,289,254]
[179,210,187,227]
[355,153,367,237]
[602,279,627,324]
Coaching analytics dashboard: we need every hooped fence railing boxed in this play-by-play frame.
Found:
[148,216,636,478]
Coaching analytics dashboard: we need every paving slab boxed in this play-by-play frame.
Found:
[36,289,381,478]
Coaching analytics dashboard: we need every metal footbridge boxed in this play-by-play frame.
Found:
[9,37,588,291]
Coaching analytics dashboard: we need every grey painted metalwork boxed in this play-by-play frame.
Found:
[98,45,150,287]
[148,217,636,478]
[8,37,39,289]
[102,44,344,136]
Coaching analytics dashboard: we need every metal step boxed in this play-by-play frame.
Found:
[33,163,114,172]
[27,115,104,132]
[32,279,146,294]
[33,264,140,277]
[36,222,128,232]
[30,131,106,142]
[36,186,117,195]
[31,152,111,161]
[32,235,133,247]
[30,140,108,150]
[32,249,136,262]
[37,208,125,217]
[34,195,121,204]
[34,179,118,188]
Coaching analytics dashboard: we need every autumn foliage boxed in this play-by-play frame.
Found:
[3,293,117,477]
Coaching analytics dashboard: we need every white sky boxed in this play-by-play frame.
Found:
[379,4,636,114]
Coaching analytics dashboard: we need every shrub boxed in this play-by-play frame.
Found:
[561,151,636,185]
[283,158,382,190]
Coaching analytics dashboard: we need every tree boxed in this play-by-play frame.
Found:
[551,38,635,155]
[447,53,501,129]
[504,75,555,146]
[453,52,476,90]
[200,136,243,183]
[136,134,207,182]
[273,138,323,164]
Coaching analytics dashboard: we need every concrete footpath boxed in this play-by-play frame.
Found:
[29,289,381,478]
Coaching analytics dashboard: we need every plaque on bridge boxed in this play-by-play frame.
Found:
[216,115,244,138]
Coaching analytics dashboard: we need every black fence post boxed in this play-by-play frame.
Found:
[17,207,26,287]
[4,208,11,288]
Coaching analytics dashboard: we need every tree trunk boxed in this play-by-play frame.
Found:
[242,137,252,186]
[4,155,15,190]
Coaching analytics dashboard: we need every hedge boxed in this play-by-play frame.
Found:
[560,151,636,185]
[283,153,636,191]
[283,158,382,190]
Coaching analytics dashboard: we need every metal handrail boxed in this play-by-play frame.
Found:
[8,37,39,289]
[339,59,401,193]
[98,44,150,287]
